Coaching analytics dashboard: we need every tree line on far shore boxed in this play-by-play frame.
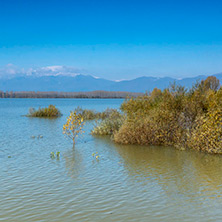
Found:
[0,90,143,98]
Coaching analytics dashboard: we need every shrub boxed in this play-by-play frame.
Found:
[74,107,98,120]
[113,76,222,154]
[187,89,222,153]
[27,105,62,118]
[91,116,124,136]
[74,106,122,120]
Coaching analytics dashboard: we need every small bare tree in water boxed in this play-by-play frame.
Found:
[63,111,85,146]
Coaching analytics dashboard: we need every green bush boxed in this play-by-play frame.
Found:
[91,116,124,136]
[74,107,98,120]
[74,106,122,120]
[27,105,62,118]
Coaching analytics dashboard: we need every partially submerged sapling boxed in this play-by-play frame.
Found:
[63,111,85,147]
[50,151,61,159]
[92,152,100,160]
[50,152,55,159]
[31,135,43,139]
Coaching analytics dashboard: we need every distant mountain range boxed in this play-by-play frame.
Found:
[1,69,222,93]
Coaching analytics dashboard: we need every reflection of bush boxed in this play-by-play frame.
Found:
[104,76,222,154]
[112,142,222,198]
[63,148,83,179]
[27,105,62,118]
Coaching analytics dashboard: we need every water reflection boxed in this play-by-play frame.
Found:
[97,137,222,202]
[63,147,83,179]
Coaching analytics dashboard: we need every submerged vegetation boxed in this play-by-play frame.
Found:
[27,105,62,118]
[92,76,222,154]
[50,151,60,159]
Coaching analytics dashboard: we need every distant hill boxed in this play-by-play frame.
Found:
[1,72,222,93]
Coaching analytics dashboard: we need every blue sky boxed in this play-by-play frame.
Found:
[0,0,222,80]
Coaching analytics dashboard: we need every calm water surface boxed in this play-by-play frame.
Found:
[1,99,222,221]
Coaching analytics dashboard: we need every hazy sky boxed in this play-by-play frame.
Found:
[0,0,222,80]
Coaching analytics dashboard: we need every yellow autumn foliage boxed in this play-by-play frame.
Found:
[113,76,222,154]
[63,111,85,146]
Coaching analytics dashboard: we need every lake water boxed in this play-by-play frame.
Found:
[1,99,222,221]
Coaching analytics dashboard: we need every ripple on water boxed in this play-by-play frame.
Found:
[1,99,222,221]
